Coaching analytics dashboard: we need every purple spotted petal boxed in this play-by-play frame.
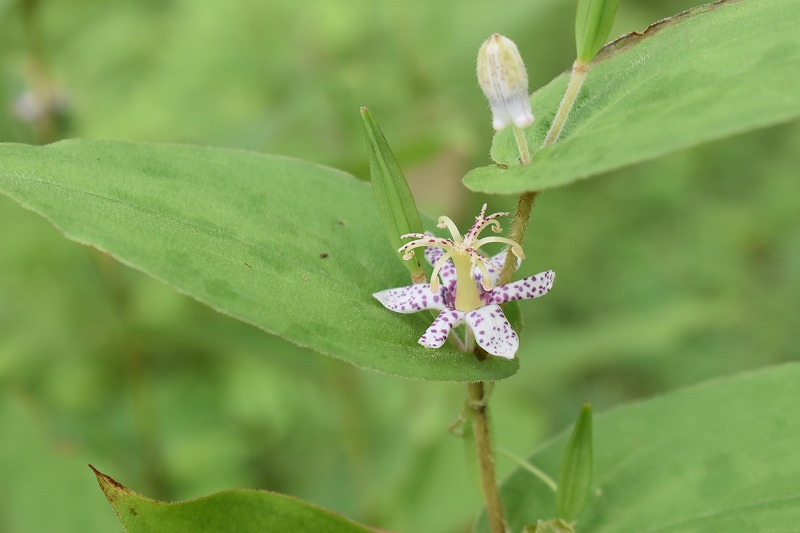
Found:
[465,304,518,359]
[423,238,457,295]
[418,309,465,349]
[474,249,521,289]
[483,270,555,305]
[373,283,448,314]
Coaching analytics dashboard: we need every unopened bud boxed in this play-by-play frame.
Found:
[477,33,534,131]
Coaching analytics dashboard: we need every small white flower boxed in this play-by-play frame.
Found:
[373,205,554,359]
[477,33,534,131]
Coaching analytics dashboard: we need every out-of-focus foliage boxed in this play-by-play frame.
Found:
[482,364,800,532]
[1,0,798,532]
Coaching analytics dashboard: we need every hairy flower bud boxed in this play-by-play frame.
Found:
[477,33,534,131]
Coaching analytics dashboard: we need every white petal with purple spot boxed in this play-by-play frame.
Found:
[465,304,518,359]
[373,284,448,314]
[418,309,465,349]
[484,270,555,305]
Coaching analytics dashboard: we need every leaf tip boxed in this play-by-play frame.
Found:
[90,464,133,504]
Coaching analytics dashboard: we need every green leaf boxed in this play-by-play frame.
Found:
[360,107,425,280]
[575,0,619,63]
[477,364,800,532]
[464,0,800,194]
[555,403,592,521]
[91,467,372,533]
[0,140,518,382]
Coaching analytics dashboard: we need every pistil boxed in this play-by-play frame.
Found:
[452,253,483,312]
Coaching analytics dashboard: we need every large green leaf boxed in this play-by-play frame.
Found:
[464,0,800,194]
[0,140,518,381]
[92,467,372,533]
[478,363,800,532]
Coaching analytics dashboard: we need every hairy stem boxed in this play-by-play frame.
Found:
[468,381,506,533]
[466,59,591,533]
[499,191,538,285]
[513,126,532,166]
[500,60,589,283]
[542,60,588,147]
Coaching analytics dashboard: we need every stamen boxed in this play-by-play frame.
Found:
[464,205,511,243]
[398,237,454,255]
[475,259,493,290]
[474,236,526,259]
[392,206,524,303]
[436,216,463,244]
[471,218,502,238]
[430,249,457,293]
[483,211,511,222]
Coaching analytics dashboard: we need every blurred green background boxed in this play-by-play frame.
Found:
[1,0,798,532]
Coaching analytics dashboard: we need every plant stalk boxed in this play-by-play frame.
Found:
[467,57,591,533]
[513,126,532,166]
[499,190,538,285]
[500,59,589,284]
[542,60,588,147]
[467,381,506,533]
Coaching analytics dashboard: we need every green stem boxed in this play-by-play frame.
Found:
[498,448,558,492]
[467,381,506,533]
[513,126,532,166]
[499,191,538,286]
[542,60,588,147]
[466,61,590,528]
[500,60,589,284]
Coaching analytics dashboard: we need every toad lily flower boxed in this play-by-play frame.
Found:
[373,205,554,359]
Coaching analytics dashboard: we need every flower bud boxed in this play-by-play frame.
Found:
[477,33,534,131]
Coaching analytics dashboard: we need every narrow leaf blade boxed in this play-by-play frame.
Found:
[360,107,425,279]
[575,0,620,63]
[555,403,593,521]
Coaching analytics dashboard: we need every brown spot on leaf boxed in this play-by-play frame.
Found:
[319,253,329,259]
[594,0,743,63]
